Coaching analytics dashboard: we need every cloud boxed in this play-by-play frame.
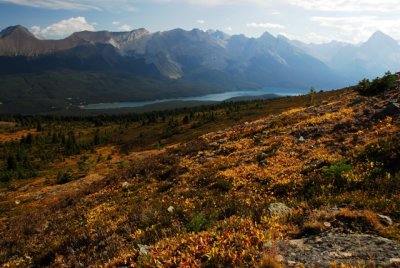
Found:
[196,19,205,24]
[0,0,99,10]
[125,5,138,12]
[31,25,41,33]
[31,17,96,39]
[224,26,233,32]
[0,0,137,11]
[246,22,286,29]
[147,0,273,7]
[310,16,400,42]
[281,31,335,44]
[4,0,398,12]
[112,21,133,31]
[118,24,132,31]
[271,11,281,15]
[289,0,400,12]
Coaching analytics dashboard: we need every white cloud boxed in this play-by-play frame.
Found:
[310,16,400,43]
[271,11,281,15]
[224,26,233,32]
[118,24,132,31]
[112,21,133,31]
[147,0,273,7]
[281,31,335,44]
[246,22,286,29]
[31,17,96,39]
[125,5,138,12]
[0,0,99,10]
[289,0,400,12]
[196,19,205,24]
[3,0,398,13]
[0,0,137,11]
[31,25,41,33]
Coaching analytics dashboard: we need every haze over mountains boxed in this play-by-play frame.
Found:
[0,25,399,113]
[291,31,400,80]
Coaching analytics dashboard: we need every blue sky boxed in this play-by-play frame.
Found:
[1,0,400,43]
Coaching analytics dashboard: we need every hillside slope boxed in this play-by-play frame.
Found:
[0,87,400,267]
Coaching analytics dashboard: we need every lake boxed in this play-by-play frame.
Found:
[81,87,307,110]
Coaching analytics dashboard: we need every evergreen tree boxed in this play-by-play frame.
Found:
[182,115,190,124]
[36,121,43,132]
[6,154,18,170]
[93,129,100,145]
[25,133,33,145]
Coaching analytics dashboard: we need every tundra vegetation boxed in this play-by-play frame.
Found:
[0,76,399,267]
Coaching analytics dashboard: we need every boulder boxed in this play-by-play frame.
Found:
[378,214,393,226]
[268,203,292,219]
[167,206,175,213]
[373,102,400,119]
[138,244,150,256]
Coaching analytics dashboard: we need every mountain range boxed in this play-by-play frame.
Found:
[290,31,400,80]
[0,25,399,113]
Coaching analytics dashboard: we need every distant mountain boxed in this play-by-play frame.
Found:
[70,28,150,50]
[0,26,340,88]
[0,25,89,56]
[292,31,400,82]
[0,25,376,113]
[290,39,350,62]
[330,31,400,80]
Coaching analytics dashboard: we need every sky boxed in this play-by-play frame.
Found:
[1,0,400,44]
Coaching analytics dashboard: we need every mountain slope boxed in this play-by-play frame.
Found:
[293,31,400,82]
[290,38,350,62]
[226,33,339,88]
[0,86,399,267]
[330,31,400,79]
[70,28,150,50]
[0,25,90,56]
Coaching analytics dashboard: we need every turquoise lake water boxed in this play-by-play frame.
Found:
[82,87,307,110]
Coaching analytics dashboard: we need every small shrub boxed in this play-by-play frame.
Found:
[185,213,209,232]
[321,161,352,191]
[157,182,174,193]
[355,72,397,96]
[56,169,74,184]
[298,161,353,199]
[358,137,400,173]
[210,178,233,193]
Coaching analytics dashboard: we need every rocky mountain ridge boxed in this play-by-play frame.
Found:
[0,25,90,56]
[292,30,400,80]
[1,25,399,114]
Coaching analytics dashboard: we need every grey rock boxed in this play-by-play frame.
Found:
[268,203,292,219]
[279,232,400,267]
[377,214,393,226]
[138,244,150,256]
[275,255,285,263]
[167,206,174,213]
[323,222,332,228]
[288,239,304,248]
[390,258,400,264]
[373,102,400,119]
